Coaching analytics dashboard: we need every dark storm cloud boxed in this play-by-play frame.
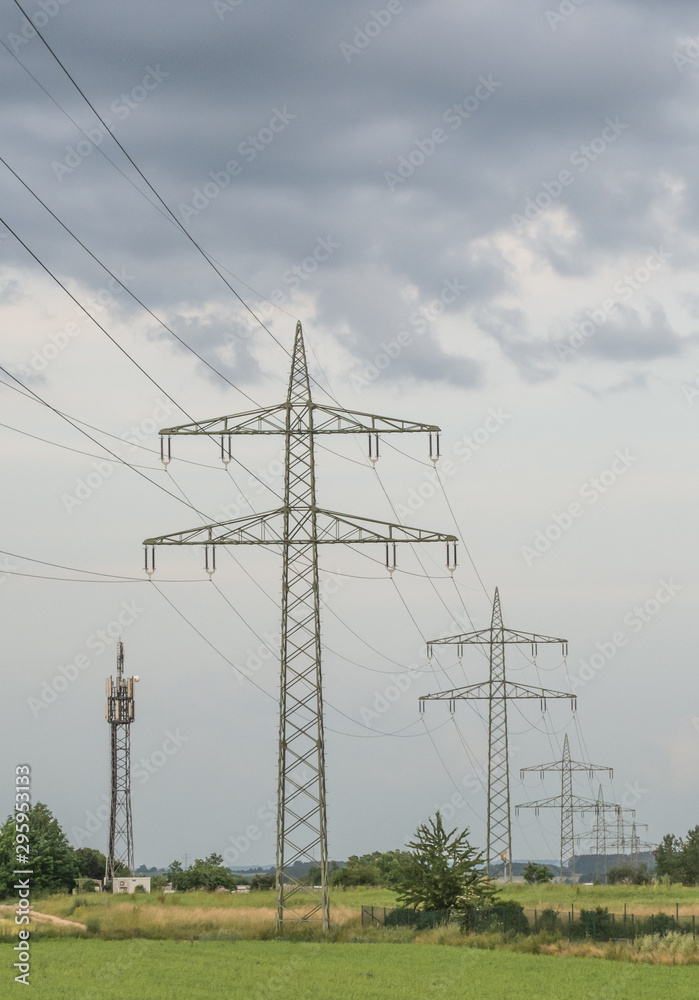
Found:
[1,0,699,386]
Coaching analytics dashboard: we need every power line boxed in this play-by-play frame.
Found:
[0,217,283,499]
[9,0,302,368]
[0,36,299,324]
[0,153,262,408]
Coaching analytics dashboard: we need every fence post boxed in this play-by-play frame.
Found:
[631,913,634,940]
[693,915,695,940]
[534,909,538,933]
[592,911,596,941]
[651,914,654,938]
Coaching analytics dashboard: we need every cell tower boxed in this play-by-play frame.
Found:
[143,321,456,931]
[105,642,138,880]
[516,735,615,881]
[419,588,574,880]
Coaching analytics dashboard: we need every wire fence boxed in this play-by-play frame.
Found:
[361,905,699,941]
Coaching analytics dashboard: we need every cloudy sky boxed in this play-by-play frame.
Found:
[0,0,697,871]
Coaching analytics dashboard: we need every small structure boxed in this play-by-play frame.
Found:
[74,878,103,893]
[112,876,151,894]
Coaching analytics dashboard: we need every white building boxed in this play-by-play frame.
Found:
[112,876,152,894]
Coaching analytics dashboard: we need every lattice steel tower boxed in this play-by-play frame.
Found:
[105,642,138,880]
[516,735,614,881]
[419,588,574,880]
[144,322,456,930]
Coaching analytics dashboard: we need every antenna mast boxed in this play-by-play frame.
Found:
[105,642,138,881]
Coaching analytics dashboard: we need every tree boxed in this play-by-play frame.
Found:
[249,873,275,891]
[522,862,553,884]
[654,829,699,886]
[392,812,496,911]
[75,847,107,881]
[606,863,651,885]
[167,854,236,891]
[0,803,80,897]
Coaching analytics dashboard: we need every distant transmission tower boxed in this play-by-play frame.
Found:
[516,735,614,881]
[144,322,456,931]
[419,588,574,880]
[575,798,648,876]
[105,642,138,880]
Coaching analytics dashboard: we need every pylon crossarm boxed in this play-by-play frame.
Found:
[143,508,286,547]
[144,507,456,550]
[420,680,575,703]
[315,509,456,545]
[161,403,288,436]
[309,404,439,435]
[521,760,613,776]
[428,628,567,648]
[515,794,612,814]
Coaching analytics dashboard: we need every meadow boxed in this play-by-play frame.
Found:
[3,880,699,1000]
[17,939,699,1000]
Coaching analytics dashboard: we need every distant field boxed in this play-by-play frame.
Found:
[497,882,699,916]
[3,884,698,943]
[18,939,699,999]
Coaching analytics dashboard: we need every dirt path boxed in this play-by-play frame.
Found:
[0,904,86,930]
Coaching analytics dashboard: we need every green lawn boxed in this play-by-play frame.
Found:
[20,940,699,999]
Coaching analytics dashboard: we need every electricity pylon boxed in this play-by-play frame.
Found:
[105,642,138,881]
[575,797,648,876]
[143,322,457,931]
[516,735,614,881]
[419,588,574,880]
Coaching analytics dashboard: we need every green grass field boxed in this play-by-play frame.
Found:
[497,881,699,914]
[18,939,699,999]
